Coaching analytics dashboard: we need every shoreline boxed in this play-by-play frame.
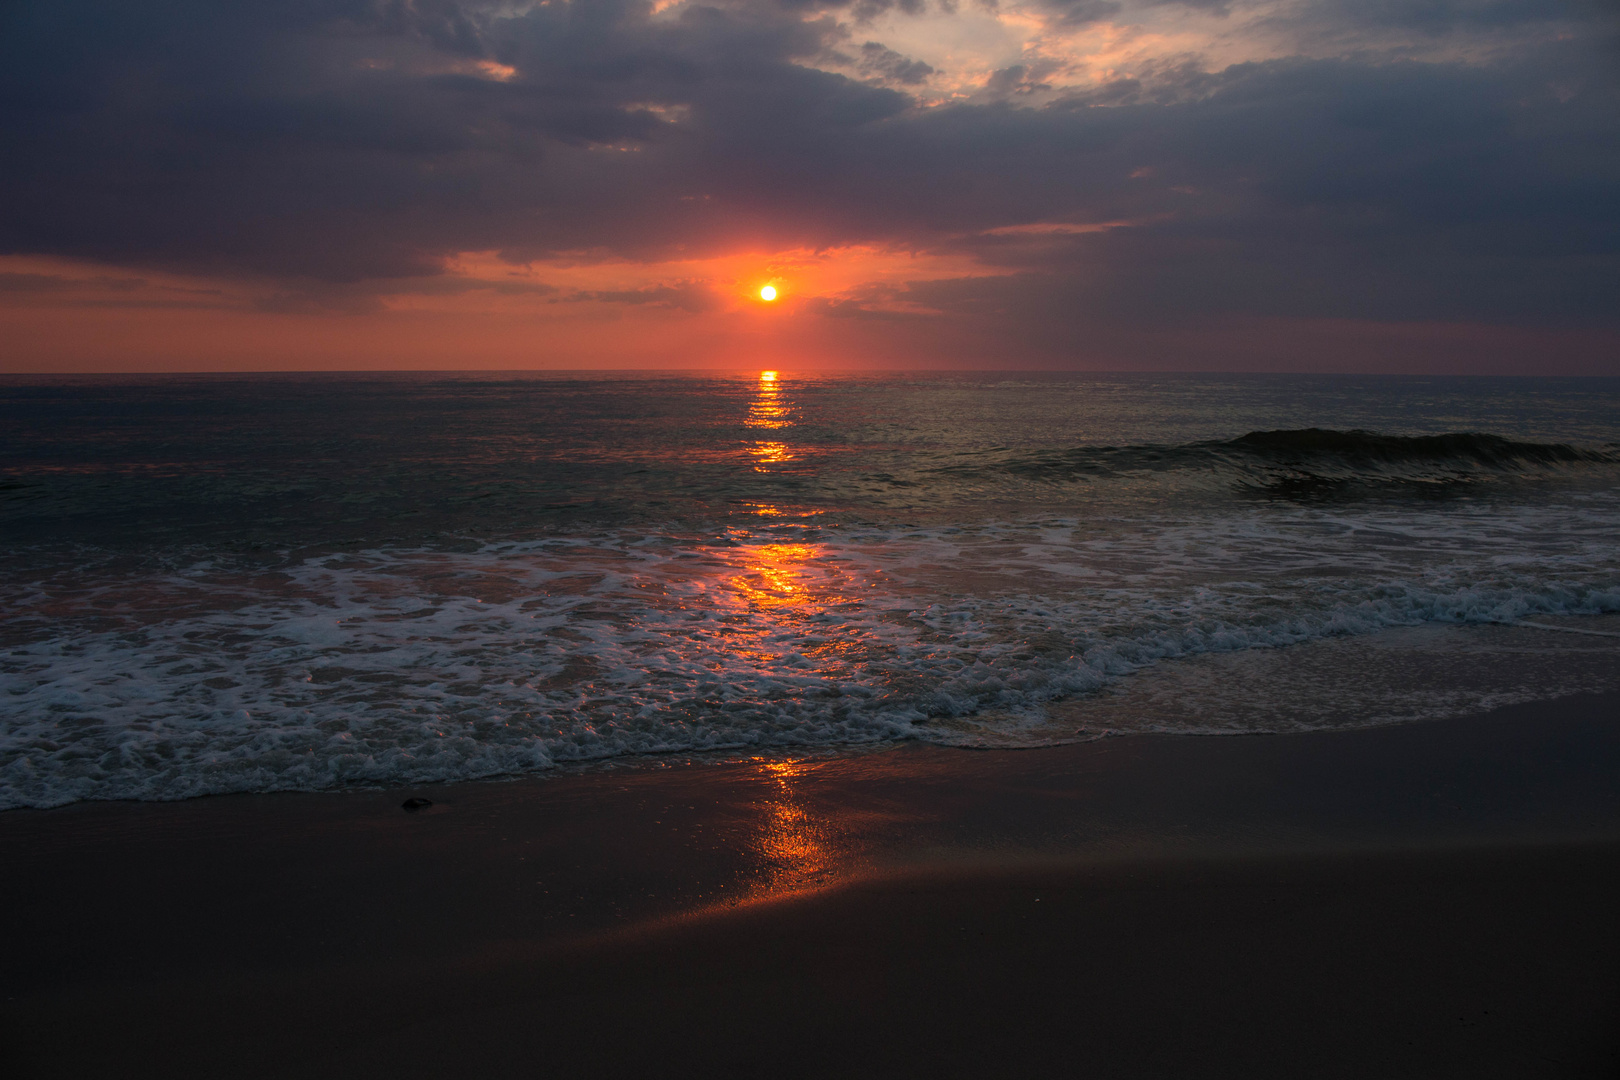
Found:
[4,692,1619,1076]
[9,610,1619,814]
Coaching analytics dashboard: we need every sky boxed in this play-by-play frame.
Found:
[1,0,1617,373]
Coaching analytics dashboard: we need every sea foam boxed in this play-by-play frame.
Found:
[5,493,1620,808]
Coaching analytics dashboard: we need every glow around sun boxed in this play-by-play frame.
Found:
[759,285,777,302]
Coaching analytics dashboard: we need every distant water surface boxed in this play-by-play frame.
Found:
[3,372,1618,808]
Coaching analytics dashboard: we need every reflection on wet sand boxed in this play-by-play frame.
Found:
[748,757,840,898]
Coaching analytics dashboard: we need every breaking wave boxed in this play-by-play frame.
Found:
[929,429,1620,500]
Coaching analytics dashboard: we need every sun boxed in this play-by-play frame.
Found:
[759,285,778,302]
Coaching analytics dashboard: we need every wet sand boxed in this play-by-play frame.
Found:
[4,693,1619,1078]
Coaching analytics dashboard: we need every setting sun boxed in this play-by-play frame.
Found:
[759,285,777,301]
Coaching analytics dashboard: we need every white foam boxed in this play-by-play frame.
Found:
[4,494,1620,808]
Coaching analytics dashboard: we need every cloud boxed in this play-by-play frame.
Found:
[0,0,1615,359]
[563,280,723,310]
[0,265,234,309]
[0,272,145,293]
[856,41,936,84]
[1040,0,1123,27]
[1317,0,1581,34]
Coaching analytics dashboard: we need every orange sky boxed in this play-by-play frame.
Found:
[0,246,1003,370]
[4,249,1616,375]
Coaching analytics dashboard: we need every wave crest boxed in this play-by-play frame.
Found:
[930,429,1619,499]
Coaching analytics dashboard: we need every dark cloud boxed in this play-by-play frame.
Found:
[1040,0,1122,27]
[984,64,1056,96]
[896,52,1620,328]
[563,280,722,310]
[253,271,559,313]
[0,0,1616,343]
[1317,0,1585,33]
[805,280,939,317]
[856,41,935,84]
[0,272,145,293]
[0,270,229,309]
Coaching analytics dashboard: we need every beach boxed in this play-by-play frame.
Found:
[4,373,1620,1076]
[5,692,1617,1078]
[4,0,1618,1063]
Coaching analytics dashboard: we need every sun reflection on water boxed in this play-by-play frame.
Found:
[749,441,793,468]
[731,542,820,608]
[732,372,852,897]
[747,370,794,471]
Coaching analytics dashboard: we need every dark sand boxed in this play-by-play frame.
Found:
[4,693,1619,1078]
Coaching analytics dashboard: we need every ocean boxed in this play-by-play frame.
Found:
[3,371,1618,809]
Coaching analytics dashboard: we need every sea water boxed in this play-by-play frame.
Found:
[3,372,1618,808]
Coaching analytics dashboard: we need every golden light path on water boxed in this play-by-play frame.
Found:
[728,540,861,900]
[747,370,793,471]
[736,371,862,899]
